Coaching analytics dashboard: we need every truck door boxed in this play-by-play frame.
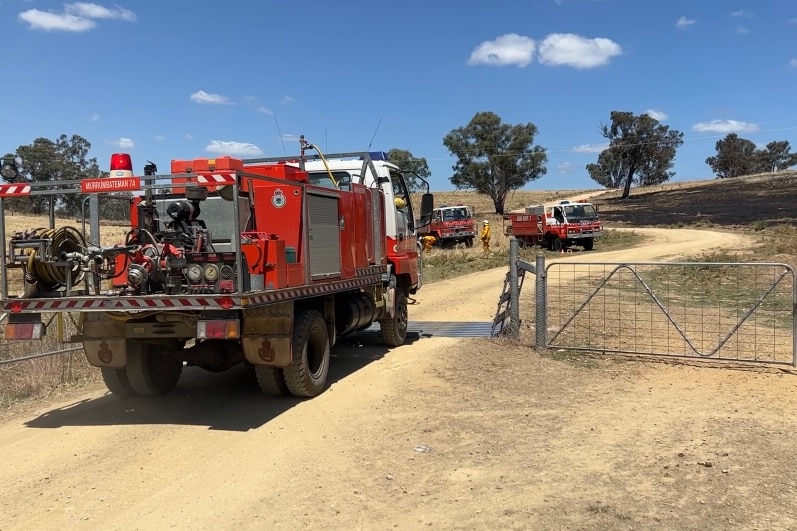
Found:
[389,169,414,242]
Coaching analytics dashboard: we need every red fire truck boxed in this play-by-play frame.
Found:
[0,142,433,399]
[417,205,476,247]
[502,200,603,251]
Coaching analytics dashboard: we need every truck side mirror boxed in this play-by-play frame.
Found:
[419,193,434,226]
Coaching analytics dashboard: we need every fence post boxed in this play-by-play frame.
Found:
[0,196,6,298]
[89,194,100,246]
[793,269,797,368]
[535,253,547,351]
[509,237,520,339]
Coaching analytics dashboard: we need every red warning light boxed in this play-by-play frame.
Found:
[110,153,134,177]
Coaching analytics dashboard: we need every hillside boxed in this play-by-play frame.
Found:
[593,170,797,228]
[417,170,797,228]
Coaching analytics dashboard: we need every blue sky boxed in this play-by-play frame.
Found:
[1,0,796,191]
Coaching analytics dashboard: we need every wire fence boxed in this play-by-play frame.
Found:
[502,239,796,367]
[545,261,795,365]
[0,311,82,366]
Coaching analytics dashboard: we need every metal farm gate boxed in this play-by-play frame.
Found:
[494,239,797,367]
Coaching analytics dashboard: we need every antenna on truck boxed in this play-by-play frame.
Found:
[366,117,383,152]
[272,113,288,156]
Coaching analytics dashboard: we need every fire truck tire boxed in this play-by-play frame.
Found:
[583,238,594,251]
[380,289,408,347]
[100,367,137,398]
[549,236,563,252]
[126,342,183,397]
[255,366,289,396]
[283,309,330,398]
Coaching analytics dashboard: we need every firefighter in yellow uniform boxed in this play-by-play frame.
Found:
[480,220,491,252]
[421,235,437,251]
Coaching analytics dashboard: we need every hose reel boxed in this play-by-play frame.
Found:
[17,226,87,294]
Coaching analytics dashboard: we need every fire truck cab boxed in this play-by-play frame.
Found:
[418,205,476,248]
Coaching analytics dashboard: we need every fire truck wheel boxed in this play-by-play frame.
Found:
[126,342,183,397]
[255,366,289,396]
[283,309,330,398]
[583,238,594,251]
[549,236,563,252]
[100,367,137,398]
[380,289,408,347]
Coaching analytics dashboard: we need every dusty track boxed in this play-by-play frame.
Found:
[0,228,771,530]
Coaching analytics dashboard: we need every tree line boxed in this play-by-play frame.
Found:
[2,134,129,219]
[392,111,797,213]
[5,115,797,217]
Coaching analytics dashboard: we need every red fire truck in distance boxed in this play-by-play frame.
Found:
[502,200,603,251]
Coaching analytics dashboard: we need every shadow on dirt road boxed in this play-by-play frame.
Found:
[23,332,421,432]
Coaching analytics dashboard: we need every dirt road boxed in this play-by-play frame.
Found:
[5,227,796,531]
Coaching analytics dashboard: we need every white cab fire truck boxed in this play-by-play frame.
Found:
[502,199,603,251]
[0,141,433,399]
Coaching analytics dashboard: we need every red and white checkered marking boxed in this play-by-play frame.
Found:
[3,296,230,312]
[196,173,236,185]
[0,184,31,197]
[245,276,382,305]
[2,275,385,313]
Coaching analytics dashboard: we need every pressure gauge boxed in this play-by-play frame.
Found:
[186,264,203,283]
[203,263,220,282]
[219,264,234,280]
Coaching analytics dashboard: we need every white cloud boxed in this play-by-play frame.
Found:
[692,119,759,134]
[19,2,135,32]
[65,3,136,21]
[571,143,609,154]
[644,109,668,121]
[109,137,134,149]
[90,112,100,122]
[537,33,622,69]
[19,10,96,31]
[730,9,753,18]
[789,59,797,68]
[675,16,697,29]
[190,90,233,105]
[467,33,536,67]
[205,140,263,157]
[184,134,194,141]
[557,162,575,174]
[281,95,295,104]
[243,96,273,115]
[736,26,750,34]
[153,135,165,141]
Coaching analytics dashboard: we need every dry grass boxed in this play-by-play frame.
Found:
[3,213,130,242]
[0,354,99,409]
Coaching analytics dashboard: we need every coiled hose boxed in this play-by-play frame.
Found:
[23,226,87,293]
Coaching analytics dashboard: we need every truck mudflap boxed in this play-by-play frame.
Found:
[0,273,385,314]
[84,339,128,369]
[241,303,293,368]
